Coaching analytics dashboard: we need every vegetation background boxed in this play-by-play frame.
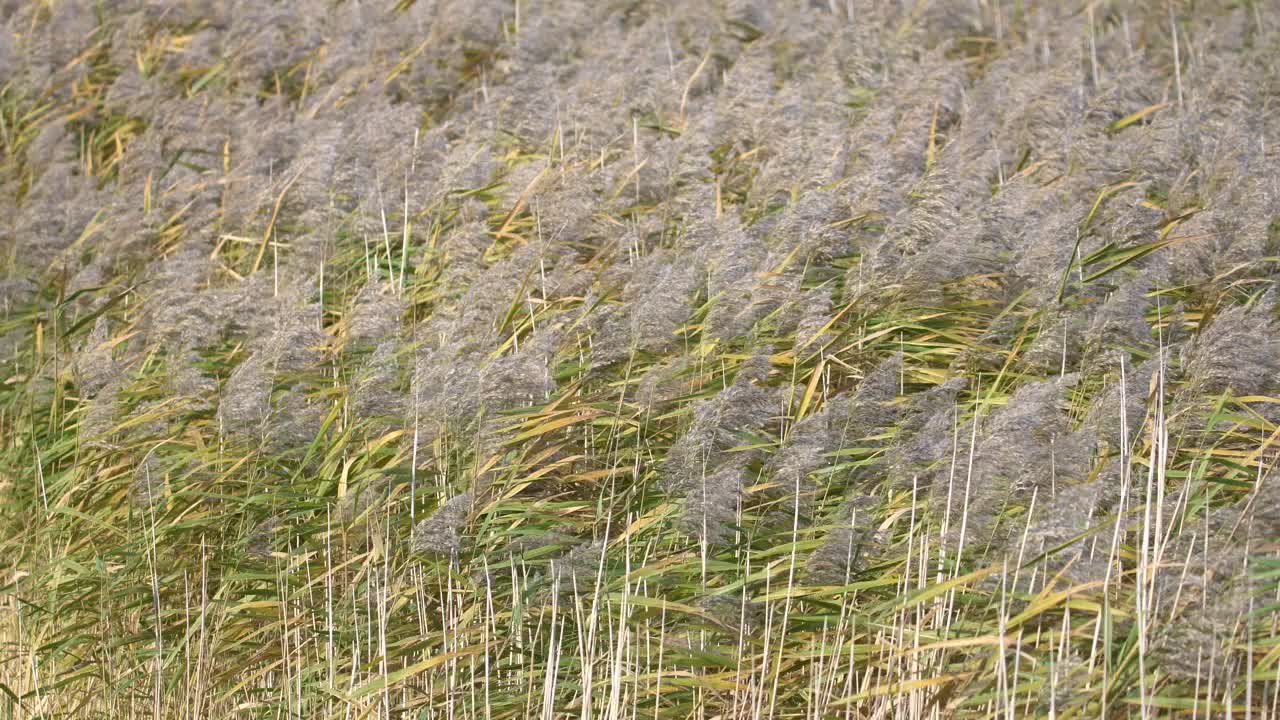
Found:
[2,0,1279,717]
